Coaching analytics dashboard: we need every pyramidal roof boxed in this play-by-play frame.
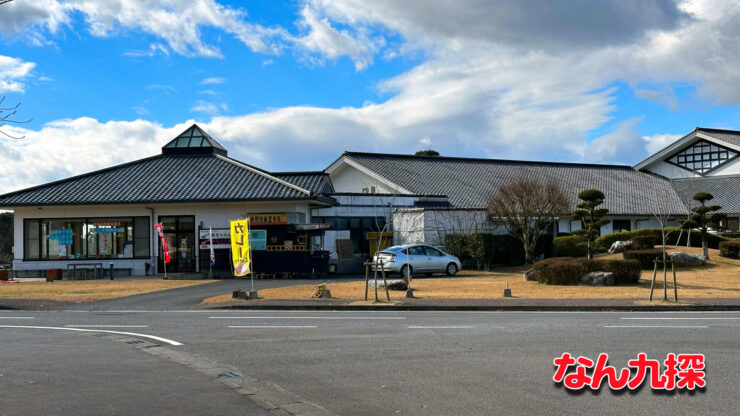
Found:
[162,124,227,156]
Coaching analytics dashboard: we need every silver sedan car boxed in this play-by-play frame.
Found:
[371,244,462,277]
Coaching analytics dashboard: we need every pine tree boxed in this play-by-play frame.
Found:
[676,192,725,259]
[571,189,609,260]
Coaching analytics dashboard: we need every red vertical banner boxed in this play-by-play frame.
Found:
[154,223,171,263]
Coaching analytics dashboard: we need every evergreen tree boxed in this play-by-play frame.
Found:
[571,189,609,260]
[676,192,725,259]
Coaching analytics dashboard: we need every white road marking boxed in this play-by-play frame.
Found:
[621,317,740,320]
[0,317,34,319]
[604,325,708,329]
[64,325,149,328]
[408,325,475,329]
[228,325,318,329]
[210,316,406,320]
[0,325,183,345]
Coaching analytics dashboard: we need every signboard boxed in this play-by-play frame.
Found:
[199,228,267,250]
[49,229,73,245]
[199,228,231,249]
[230,219,250,276]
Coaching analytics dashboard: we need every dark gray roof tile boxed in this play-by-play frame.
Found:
[344,152,688,214]
[0,154,315,206]
[670,175,740,214]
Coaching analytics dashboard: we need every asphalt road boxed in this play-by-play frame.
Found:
[1,309,737,415]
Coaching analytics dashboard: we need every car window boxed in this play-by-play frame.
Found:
[408,246,425,256]
[424,246,443,256]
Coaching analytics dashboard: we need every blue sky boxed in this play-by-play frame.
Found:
[2,0,740,193]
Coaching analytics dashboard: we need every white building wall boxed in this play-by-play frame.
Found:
[645,161,700,179]
[707,158,740,176]
[329,164,398,194]
[12,201,315,274]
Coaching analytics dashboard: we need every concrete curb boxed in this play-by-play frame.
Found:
[210,304,740,312]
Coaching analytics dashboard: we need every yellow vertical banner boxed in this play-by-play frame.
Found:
[230,219,250,276]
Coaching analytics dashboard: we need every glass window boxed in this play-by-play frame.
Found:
[408,246,425,256]
[24,220,40,259]
[23,217,150,260]
[86,218,133,259]
[424,246,443,256]
[134,217,150,257]
[669,139,738,174]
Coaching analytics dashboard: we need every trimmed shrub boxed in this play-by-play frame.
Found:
[587,259,641,285]
[532,257,641,285]
[468,233,496,270]
[595,227,731,251]
[629,235,656,250]
[718,241,740,259]
[444,234,469,262]
[623,249,664,269]
[532,257,585,285]
[445,233,554,268]
[553,235,588,257]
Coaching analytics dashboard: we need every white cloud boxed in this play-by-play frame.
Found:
[643,133,682,154]
[0,55,35,93]
[200,77,226,85]
[123,43,170,58]
[190,100,228,116]
[0,0,288,58]
[131,106,149,116]
[587,119,646,164]
[293,4,385,71]
[6,0,740,187]
[0,118,170,193]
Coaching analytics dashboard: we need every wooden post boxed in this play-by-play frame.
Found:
[672,260,678,302]
[364,261,369,301]
[380,264,390,301]
[649,259,658,301]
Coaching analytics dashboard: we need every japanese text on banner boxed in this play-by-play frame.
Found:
[230,219,250,276]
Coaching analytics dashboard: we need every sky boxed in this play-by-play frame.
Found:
[2,0,740,194]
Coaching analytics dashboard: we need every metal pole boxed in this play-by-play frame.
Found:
[248,218,255,293]
[672,261,678,302]
[649,259,658,301]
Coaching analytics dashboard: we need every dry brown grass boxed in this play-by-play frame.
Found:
[203,246,739,303]
[0,279,214,303]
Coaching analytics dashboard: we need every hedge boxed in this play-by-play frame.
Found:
[629,235,656,250]
[444,233,553,268]
[532,257,584,285]
[623,249,665,269]
[553,236,588,257]
[595,228,731,251]
[531,257,641,285]
[719,241,740,259]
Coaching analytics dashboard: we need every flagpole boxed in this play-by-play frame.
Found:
[247,217,255,293]
[208,227,213,279]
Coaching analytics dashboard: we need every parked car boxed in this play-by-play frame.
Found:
[371,244,462,277]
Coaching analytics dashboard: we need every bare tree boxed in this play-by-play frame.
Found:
[487,177,569,264]
[650,188,678,301]
[0,1,15,5]
[1,96,32,139]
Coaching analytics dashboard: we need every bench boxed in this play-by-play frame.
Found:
[66,263,104,280]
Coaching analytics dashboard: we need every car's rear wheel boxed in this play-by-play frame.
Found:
[445,263,458,276]
[400,264,412,278]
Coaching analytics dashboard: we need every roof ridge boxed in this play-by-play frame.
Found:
[272,171,328,175]
[696,127,740,134]
[343,151,634,169]
[215,154,313,196]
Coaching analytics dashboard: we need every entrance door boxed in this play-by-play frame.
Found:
[159,216,195,273]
